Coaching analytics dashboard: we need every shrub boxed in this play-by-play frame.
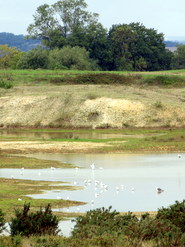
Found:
[72,206,138,239]
[153,100,164,109]
[156,200,185,232]
[0,80,13,89]
[0,209,5,234]
[144,75,185,86]
[10,203,59,236]
[48,46,98,70]
[0,45,20,69]
[17,48,49,69]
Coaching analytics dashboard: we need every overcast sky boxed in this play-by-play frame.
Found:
[1,0,185,40]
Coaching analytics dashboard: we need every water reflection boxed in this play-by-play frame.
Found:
[0,153,185,213]
[0,129,131,140]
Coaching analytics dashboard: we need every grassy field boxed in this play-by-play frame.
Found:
[1,68,185,86]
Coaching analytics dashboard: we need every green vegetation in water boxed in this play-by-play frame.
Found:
[36,128,185,152]
[105,129,185,153]
[0,177,84,220]
[0,155,74,169]
[1,128,185,153]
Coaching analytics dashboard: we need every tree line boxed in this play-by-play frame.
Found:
[0,0,185,71]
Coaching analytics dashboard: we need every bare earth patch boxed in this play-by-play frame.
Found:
[0,141,110,153]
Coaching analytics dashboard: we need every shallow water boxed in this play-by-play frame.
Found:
[1,153,185,213]
[0,129,133,140]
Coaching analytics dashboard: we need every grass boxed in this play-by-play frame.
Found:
[0,154,75,169]
[1,128,185,153]
[1,68,185,87]
[0,178,84,221]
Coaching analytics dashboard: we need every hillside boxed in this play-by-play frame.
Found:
[0,32,40,51]
[0,70,185,129]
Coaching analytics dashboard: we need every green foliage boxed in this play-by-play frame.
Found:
[48,46,97,70]
[156,200,185,232]
[153,101,164,109]
[27,0,99,48]
[0,209,5,234]
[10,203,59,236]
[0,80,13,89]
[57,73,142,85]
[72,206,138,239]
[17,48,49,69]
[0,236,22,247]
[171,45,185,69]
[108,23,172,71]
[26,0,172,71]
[71,201,185,245]
[2,200,185,246]
[144,75,185,86]
[0,45,21,69]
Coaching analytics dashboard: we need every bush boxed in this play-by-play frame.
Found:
[0,209,5,234]
[48,46,98,70]
[17,48,49,69]
[0,80,13,89]
[72,206,138,239]
[126,215,182,241]
[10,203,59,236]
[0,45,20,69]
[156,200,185,232]
[144,75,185,86]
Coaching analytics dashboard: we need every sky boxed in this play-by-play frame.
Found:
[1,0,185,40]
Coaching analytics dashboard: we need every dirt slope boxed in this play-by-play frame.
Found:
[0,84,185,128]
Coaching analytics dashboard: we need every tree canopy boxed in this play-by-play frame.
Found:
[0,45,21,69]
[0,0,168,71]
[27,0,99,48]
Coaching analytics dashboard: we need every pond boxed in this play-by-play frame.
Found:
[1,153,185,213]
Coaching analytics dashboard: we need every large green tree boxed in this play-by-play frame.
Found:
[108,23,172,71]
[27,0,99,49]
[129,22,172,71]
[108,24,136,70]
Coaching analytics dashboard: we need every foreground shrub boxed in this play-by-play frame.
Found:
[10,203,59,236]
[126,214,182,242]
[156,200,185,232]
[72,206,138,239]
[0,209,5,234]
[0,80,13,89]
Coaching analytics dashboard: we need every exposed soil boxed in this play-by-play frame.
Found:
[0,140,110,153]
[1,84,185,129]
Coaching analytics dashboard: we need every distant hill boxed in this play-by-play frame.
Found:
[0,32,41,51]
[164,40,181,47]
